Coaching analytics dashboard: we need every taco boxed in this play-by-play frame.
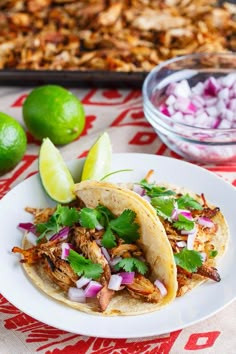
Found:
[119,171,229,297]
[12,181,177,316]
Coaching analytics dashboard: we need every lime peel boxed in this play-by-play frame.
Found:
[81,132,112,181]
[39,138,75,203]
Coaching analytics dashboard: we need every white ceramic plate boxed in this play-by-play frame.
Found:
[0,154,235,338]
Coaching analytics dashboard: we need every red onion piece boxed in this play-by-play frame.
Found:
[108,274,122,291]
[133,184,145,196]
[118,272,135,285]
[154,279,167,297]
[84,281,102,297]
[49,226,69,241]
[159,74,236,132]
[101,247,111,262]
[109,256,122,267]
[187,229,197,250]
[176,241,187,248]
[76,276,91,289]
[68,287,86,303]
[61,242,71,260]
[18,222,36,234]
[197,216,214,228]
[95,222,104,231]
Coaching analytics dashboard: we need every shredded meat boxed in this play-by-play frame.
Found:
[0,0,235,72]
[126,274,161,303]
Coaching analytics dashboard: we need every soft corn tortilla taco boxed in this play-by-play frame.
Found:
[119,180,229,297]
[13,181,178,316]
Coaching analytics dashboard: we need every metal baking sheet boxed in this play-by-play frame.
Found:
[0,69,147,88]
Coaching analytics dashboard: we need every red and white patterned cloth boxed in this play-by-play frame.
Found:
[0,87,235,353]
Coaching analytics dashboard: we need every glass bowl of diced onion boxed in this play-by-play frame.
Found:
[142,52,236,164]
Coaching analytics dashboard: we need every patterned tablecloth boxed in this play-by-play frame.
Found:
[0,86,235,354]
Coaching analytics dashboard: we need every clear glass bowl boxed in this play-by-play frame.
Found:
[142,53,236,164]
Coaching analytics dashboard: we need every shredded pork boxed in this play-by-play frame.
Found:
[0,0,235,72]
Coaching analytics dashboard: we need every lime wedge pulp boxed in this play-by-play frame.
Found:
[81,132,112,181]
[39,138,75,203]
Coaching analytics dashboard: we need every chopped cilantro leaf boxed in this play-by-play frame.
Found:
[114,257,148,275]
[173,214,195,231]
[174,248,203,272]
[109,209,140,243]
[177,194,203,210]
[36,205,80,243]
[151,197,175,220]
[209,250,218,258]
[95,204,115,227]
[101,226,116,249]
[140,179,176,198]
[67,249,103,279]
[78,208,101,229]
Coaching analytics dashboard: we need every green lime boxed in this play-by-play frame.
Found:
[0,112,27,175]
[39,138,75,203]
[81,132,112,181]
[23,85,85,145]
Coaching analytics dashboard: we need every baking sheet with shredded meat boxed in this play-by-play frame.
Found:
[0,0,235,87]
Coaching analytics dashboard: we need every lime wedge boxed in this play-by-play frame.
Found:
[39,138,75,203]
[81,132,112,181]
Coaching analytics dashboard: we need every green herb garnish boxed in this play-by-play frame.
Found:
[114,257,148,275]
[174,248,203,272]
[177,194,203,210]
[67,249,103,279]
[140,179,176,198]
[209,250,218,258]
[36,205,80,243]
[78,205,140,248]
[173,214,195,231]
[151,197,175,220]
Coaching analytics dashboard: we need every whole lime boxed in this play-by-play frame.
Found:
[23,85,85,145]
[0,112,27,175]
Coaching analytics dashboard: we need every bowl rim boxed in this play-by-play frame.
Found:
[142,52,236,133]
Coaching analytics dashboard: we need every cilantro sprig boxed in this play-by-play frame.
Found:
[174,248,203,272]
[78,205,140,248]
[176,194,203,210]
[173,214,195,231]
[114,257,148,275]
[67,249,103,279]
[36,205,80,243]
[140,179,176,198]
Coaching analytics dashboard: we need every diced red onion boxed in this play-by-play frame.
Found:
[197,216,214,228]
[109,256,122,267]
[178,209,192,220]
[108,274,122,291]
[158,74,236,132]
[61,242,71,260]
[118,272,135,285]
[101,247,111,262]
[133,184,145,196]
[49,226,69,241]
[68,287,86,303]
[154,279,167,297]
[176,241,187,248]
[187,230,197,250]
[84,281,102,297]
[76,276,91,289]
[95,222,104,231]
[18,222,36,234]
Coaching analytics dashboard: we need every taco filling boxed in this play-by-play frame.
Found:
[123,170,229,297]
[12,182,177,316]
